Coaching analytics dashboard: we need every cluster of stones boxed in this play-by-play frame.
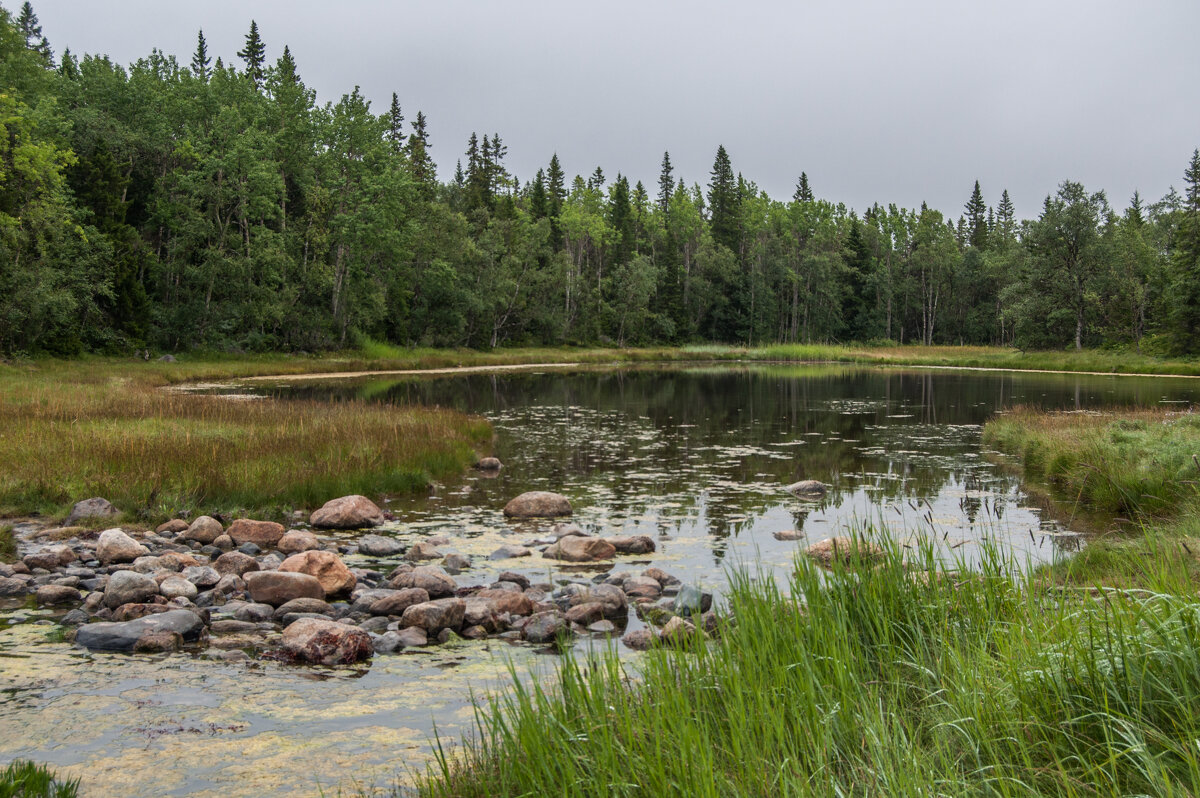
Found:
[1,493,719,666]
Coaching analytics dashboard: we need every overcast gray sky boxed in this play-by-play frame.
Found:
[26,0,1200,219]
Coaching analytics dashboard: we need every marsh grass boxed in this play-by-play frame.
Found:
[0,760,78,798]
[0,524,15,562]
[419,537,1200,797]
[0,362,491,521]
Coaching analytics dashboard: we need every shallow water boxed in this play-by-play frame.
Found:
[3,364,1197,796]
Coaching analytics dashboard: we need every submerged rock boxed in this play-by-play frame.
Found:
[786,480,828,498]
[281,618,373,665]
[76,609,206,652]
[474,456,503,472]
[606,535,656,554]
[503,491,572,519]
[773,529,805,541]
[309,495,385,529]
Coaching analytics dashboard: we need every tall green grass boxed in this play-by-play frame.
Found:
[0,761,78,798]
[419,537,1200,797]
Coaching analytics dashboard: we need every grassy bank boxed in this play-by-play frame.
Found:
[421,540,1200,797]
[0,361,491,522]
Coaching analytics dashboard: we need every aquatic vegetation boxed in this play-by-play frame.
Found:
[0,760,78,798]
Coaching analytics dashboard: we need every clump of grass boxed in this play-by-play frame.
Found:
[0,524,15,562]
[0,760,79,798]
[0,365,492,521]
[419,538,1200,797]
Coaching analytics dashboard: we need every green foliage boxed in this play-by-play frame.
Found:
[0,523,14,562]
[0,760,78,798]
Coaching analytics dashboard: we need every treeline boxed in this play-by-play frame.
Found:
[3,4,1200,356]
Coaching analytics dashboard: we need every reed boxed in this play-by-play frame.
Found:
[0,760,78,798]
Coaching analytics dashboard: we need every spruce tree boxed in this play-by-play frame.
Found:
[793,172,813,203]
[17,2,52,62]
[529,169,548,219]
[707,145,740,251]
[657,151,674,214]
[589,166,605,190]
[547,154,565,210]
[1169,149,1200,352]
[965,180,987,248]
[191,30,211,80]
[406,111,435,191]
[238,20,266,87]
[386,93,405,153]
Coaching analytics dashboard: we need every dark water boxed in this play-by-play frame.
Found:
[3,364,1197,797]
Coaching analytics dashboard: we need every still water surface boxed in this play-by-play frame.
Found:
[2,364,1197,796]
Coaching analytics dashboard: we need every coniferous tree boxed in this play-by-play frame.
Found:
[386,93,405,153]
[707,145,740,251]
[657,151,674,215]
[237,20,266,87]
[965,180,988,249]
[406,111,435,192]
[794,172,813,203]
[1169,149,1200,352]
[190,30,211,80]
[17,2,51,62]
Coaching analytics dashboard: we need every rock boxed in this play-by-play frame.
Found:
[389,565,456,598]
[36,584,82,606]
[565,601,606,625]
[226,519,285,548]
[441,553,471,573]
[643,567,680,587]
[373,631,406,654]
[621,629,657,650]
[211,619,259,634]
[179,516,221,545]
[572,583,628,617]
[672,584,713,617]
[232,602,275,622]
[488,545,531,561]
[133,631,183,653]
[213,534,234,551]
[244,571,325,606]
[523,610,568,644]
[357,534,404,557]
[805,536,885,567]
[278,550,356,596]
[787,480,828,498]
[0,577,28,597]
[214,574,244,594]
[543,536,616,563]
[773,529,805,541]
[551,523,588,539]
[155,519,189,535]
[282,618,373,665]
[65,497,119,525]
[370,588,429,617]
[309,495,385,529]
[182,566,221,588]
[503,491,572,519]
[396,626,428,647]
[622,576,662,599]
[96,528,149,565]
[111,603,170,622]
[460,624,489,640]
[156,354,177,362]
[103,570,160,609]
[474,588,534,616]
[61,609,89,626]
[76,609,206,652]
[661,616,699,644]
[404,541,443,562]
[213,551,260,577]
[24,545,77,571]
[273,597,335,620]
[277,529,321,554]
[159,576,199,601]
[606,535,656,555]
[587,619,617,634]
[474,456,503,472]
[400,598,466,633]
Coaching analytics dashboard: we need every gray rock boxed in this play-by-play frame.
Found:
[36,584,82,606]
[441,553,471,573]
[503,491,572,519]
[96,528,149,565]
[404,541,443,562]
[183,516,224,545]
[182,566,221,588]
[523,611,569,644]
[232,602,275,623]
[474,456,503,472]
[75,609,206,652]
[587,619,617,634]
[370,588,429,617]
[786,480,828,498]
[358,616,390,634]
[673,584,713,616]
[488,545,531,561]
[373,630,407,654]
[399,598,466,633]
[272,597,334,620]
[159,576,199,601]
[0,577,28,597]
[65,497,119,526]
[621,628,657,650]
[357,534,404,557]
[396,626,428,647]
[606,535,656,554]
[103,570,159,609]
[388,565,456,598]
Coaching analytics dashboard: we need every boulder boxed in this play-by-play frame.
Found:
[564,601,606,625]
[621,629,657,650]
[474,588,534,616]
[543,536,616,563]
[369,588,429,617]
[281,618,373,665]
[182,566,221,588]
[278,550,356,596]
[404,541,443,562]
[488,545,531,561]
[226,519,285,548]
[36,584,82,606]
[23,545,76,571]
[660,616,700,645]
[787,480,828,498]
[103,570,159,609]
[523,611,568,644]
[96,528,149,565]
[159,576,199,601]
[503,491,572,519]
[0,577,27,597]
[179,515,222,545]
[389,565,457,598]
[272,597,335,620]
[65,497,119,525]
[622,576,662,599]
[213,551,260,577]
[357,534,404,557]
[569,583,628,618]
[155,519,190,536]
[474,456,503,472]
[277,529,321,554]
[805,536,885,567]
[400,598,466,633]
[76,609,206,652]
[309,495,385,529]
[244,571,325,606]
[441,553,471,573]
[606,535,656,555]
[773,529,805,541]
[672,584,713,617]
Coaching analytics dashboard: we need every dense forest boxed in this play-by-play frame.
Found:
[2,3,1199,356]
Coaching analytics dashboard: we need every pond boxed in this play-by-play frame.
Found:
[3,364,1197,796]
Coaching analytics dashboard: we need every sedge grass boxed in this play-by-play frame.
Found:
[419,536,1200,797]
[0,760,78,798]
[0,363,491,522]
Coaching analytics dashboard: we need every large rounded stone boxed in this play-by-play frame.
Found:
[213,551,260,577]
[36,584,82,606]
[281,618,373,665]
[103,570,160,609]
[543,536,616,563]
[226,519,285,548]
[244,571,325,606]
[805,536,885,567]
[787,480,828,498]
[399,598,466,633]
[155,519,190,536]
[23,545,76,571]
[183,516,224,544]
[272,597,334,621]
[473,588,534,616]
[277,530,320,554]
[522,611,568,644]
[278,550,356,596]
[65,497,119,525]
[503,491,572,519]
[96,528,149,565]
[605,535,656,554]
[568,583,628,618]
[159,576,199,601]
[388,565,456,598]
[309,495,385,529]
[76,609,206,652]
[369,588,430,616]
[357,534,404,557]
